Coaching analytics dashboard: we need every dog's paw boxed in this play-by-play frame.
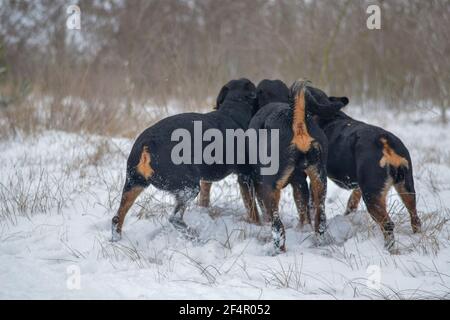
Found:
[387,245,401,255]
[178,227,200,243]
[242,215,262,226]
[169,216,200,242]
[264,244,286,256]
[207,206,224,219]
[296,222,313,233]
[111,216,122,242]
[312,232,333,247]
[111,229,121,242]
[384,238,400,255]
[169,215,188,229]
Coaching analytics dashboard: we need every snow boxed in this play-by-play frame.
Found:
[0,106,449,299]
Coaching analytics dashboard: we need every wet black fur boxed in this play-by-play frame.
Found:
[250,81,330,191]
[312,88,422,251]
[314,103,414,208]
[125,78,258,199]
[245,79,347,250]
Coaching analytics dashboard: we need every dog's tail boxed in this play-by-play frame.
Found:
[291,80,308,129]
[290,80,313,152]
[290,79,348,119]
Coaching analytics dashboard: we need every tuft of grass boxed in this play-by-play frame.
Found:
[344,277,450,300]
[96,237,160,269]
[0,168,73,225]
[261,256,305,292]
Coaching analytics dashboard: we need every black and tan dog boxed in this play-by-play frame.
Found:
[197,80,290,222]
[313,91,422,252]
[111,78,258,241]
[245,79,348,252]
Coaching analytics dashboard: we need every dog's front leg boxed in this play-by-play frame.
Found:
[344,188,362,216]
[169,189,199,240]
[198,180,212,208]
[238,174,260,225]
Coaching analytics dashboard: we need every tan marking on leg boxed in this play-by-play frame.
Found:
[291,88,313,152]
[345,188,362,215]
[394,183,421,233]
[273,188,281,207]
[255,183,281,213]
[365,178,397,251]
[137,146,154,179]
[198,180,212,207]
[377,177,394,211]
[114,186,144,234]
[292,183,311,226]
[305,166,325,233]
[255,190,270,223]
[255,183,285,251]
[276,166,295,190]
[379,138,409,168]
[366,198,392,238]
[238,179,260,224]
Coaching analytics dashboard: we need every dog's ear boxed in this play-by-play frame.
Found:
[329,96,349,108]
[304,89,347,118]
[215,85,229,110]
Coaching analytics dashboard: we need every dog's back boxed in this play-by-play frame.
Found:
[318,112,412,188]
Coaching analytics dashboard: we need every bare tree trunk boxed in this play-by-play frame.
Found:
[442,102,448,124]
[318,0,350,87]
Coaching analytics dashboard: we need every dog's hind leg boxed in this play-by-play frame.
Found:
[238,174,260,224]
[361,179,397,252]
[112,185,144,242]
[357,157,400,252]
[344,188,362,216]
[394,175,421,233]
[112,145,154,241]
[255,183,285,253]
[365,197,396,252]
[198,180,212,208]
[291,173,311,228]
[255,192,270,223]
[305,165,327,237]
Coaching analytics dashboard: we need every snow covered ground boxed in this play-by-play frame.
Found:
[0,105,449,299]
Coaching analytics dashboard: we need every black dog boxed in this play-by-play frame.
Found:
[111,78,258,241]
[313,92,422,252]
[246,79,348,252]
[197,79,290,223]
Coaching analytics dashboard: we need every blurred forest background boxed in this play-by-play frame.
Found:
[0,0,449,138]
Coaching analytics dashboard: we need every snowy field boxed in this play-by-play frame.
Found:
[0,104,449,299]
